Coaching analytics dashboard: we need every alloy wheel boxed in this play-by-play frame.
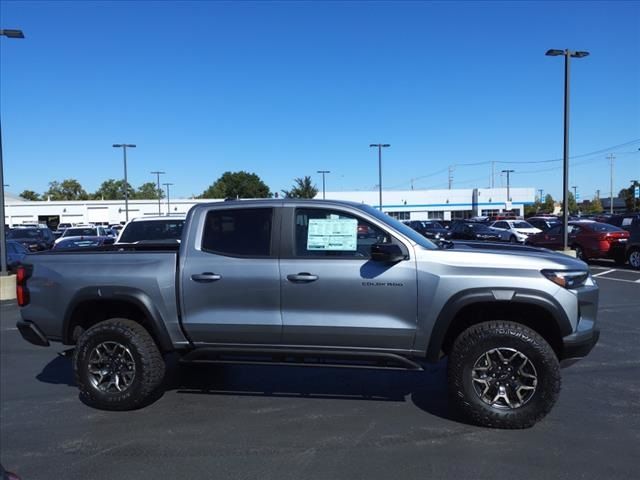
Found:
[87,341,136,393]
[471,347,538,409]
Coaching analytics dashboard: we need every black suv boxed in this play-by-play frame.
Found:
[403,220,452,241]
[6,228,55,251]
[449,221,502,241]
[606,214,640,269]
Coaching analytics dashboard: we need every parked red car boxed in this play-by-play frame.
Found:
[525,221,630,263]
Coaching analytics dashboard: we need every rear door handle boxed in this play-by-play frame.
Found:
[287,273,319,283]
[191,272,222,283]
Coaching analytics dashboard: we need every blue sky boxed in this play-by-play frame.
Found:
[1,0,639,201]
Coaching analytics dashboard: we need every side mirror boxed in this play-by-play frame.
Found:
[371,243,405,263]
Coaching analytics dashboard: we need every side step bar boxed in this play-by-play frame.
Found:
[180,347,424,371]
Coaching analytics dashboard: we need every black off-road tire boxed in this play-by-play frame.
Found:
[74,318,166,410]
[448,321,561,429]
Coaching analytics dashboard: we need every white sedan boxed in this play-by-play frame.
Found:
[489,220,541,243]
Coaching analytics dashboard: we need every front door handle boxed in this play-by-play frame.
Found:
[191,272,222,283]
[287,273,319,283]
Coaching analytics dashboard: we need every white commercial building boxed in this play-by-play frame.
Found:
[3,187,534,228]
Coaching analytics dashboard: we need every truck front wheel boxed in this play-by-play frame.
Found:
[447,321,561,429]
[74,318,166,410]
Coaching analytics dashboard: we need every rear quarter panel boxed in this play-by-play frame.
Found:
[19,251,185,345]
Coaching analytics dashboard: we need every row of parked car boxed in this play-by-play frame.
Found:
[2,216,186,271]
[403,213,640,269]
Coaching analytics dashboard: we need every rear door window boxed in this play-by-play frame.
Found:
[202,208,272,257]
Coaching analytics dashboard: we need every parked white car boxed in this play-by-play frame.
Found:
[489,220,541,243]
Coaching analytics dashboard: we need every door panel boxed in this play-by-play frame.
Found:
[180,207,282,344]
[280,207,418,351]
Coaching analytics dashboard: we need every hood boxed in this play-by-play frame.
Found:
[416,242,588,271]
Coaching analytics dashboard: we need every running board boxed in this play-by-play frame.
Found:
[179,347,424,371]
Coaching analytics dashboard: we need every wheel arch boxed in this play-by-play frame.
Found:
[426,288,572,362]
[63,287,174,352]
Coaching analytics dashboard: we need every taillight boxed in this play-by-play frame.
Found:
[16,265,30,307]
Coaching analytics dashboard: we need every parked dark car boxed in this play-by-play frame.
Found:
[2,240,29,271]
[403,220,452,241]
[449,221,502,241]
[527,217,561,232]
[606,213,640,269]
[6,228,55,251]
[51,236,116,251]
[526,221,630,263]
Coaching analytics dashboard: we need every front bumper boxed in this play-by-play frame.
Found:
[561,328,599,367]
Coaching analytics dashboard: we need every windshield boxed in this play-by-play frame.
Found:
[7,229,42,239]
[357,205,438,250]
[119,219,185,243]
[468,223,494,232]
[513,221,534,229]
[55,238,104,249]
[64,228,98,237]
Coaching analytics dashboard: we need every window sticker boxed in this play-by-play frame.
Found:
[622,218,632,226]
[307,218,357,251]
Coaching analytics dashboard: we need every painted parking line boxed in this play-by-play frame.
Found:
[595,275,640,285]
[592,269,616,277]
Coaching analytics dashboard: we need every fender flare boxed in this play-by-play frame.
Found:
[425,287,573,362]
[62,286,173,351]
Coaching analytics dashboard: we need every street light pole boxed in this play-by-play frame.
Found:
[0,28,25,277]
[607,154,616,214]
[546,48,589,251]
[317,170,330,200]
[163,183,174,216]
[502,169,515,208]
[369,144,390,211]
[113,144,136,222]
[151,171,165,215]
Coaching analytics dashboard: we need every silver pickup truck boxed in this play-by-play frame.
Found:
[16,200,599,428]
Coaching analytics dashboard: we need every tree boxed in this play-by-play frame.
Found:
[91,179,134,200]
[199,171,271,199]
[19,190,40,201]
[567,191,578,214]
[587,196,603,214]
[135,182,164,200]
[619,181,640,212]
[281,176,318,199]
[43,179,88,200]
[543,194,555,213]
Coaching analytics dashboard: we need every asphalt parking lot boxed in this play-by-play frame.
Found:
[1,270,639,480]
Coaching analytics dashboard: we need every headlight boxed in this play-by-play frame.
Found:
[541,270,589,289]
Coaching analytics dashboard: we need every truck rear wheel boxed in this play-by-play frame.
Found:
[447,321,560,429]
[74,318,165,410]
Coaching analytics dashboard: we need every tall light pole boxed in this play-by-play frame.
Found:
[163,183,174,216]
[502,169,514,209]
[151,171,165,215]
[369,144,390,210]
[317,170,330,200]
[632,179,639,212]
[0,28,25,277]
[112,144,136,222]
[607,153,616,214]
[546,48,590,251]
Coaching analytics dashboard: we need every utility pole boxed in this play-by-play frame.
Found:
[448,165,455,190]
[607,154,615,214]
[151,171,165,215]
[572,186,578,214]
[491,161,495,189]
[502,170,515,205]
[631,179,639,212]
[112,144,136,222]
[316,170,330,200]
[163,183,174,216]
[538,189,544,202]
[369,144,390,210]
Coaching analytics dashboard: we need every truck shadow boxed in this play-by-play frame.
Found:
[36,354,466,425]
